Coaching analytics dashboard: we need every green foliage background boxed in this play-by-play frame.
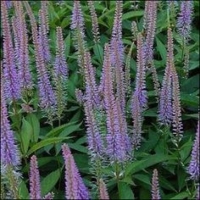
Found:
[2,1,199,199]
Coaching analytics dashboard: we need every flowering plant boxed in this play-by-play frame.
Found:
[1,1,199,199]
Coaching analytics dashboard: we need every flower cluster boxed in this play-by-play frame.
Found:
[62,144,89,199]
[151,169,161,200]
[1,1,21,101]
[177,1,193,39]
[1,84,20,168]
[188,120,199,181]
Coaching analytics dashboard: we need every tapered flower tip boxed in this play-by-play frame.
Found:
[151,169,161,200]
[62,143,89,199]
[71,0,84,31]
[177,1,193,38]
[29,155,41,200]
[99,178,109,200]
[1,86,21,167]
[188,120,199,181]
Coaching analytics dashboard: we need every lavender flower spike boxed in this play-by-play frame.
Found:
[99,179,109,200]
[1,1,21,101]
[151,169,161,200]
[24,2,56,111]
[54,27,68,79]
[70,0,87,74]
[177,1,193,39]
[62,144,89,200]
[102,44,131,162]
[131,91,143,149]
[71,0,85,35]
[158,28,173,126]
[143,1,157,64]
[38,8,51,62]
[1,83,20,167]
[84,98,104,157]
[29,155,41,200]
[84,51,100,107]
[169,27,183,136]
[14,2,32,91]
[188,120,199,181]
[88,1,100,43]
[135,33,147,110]
[53,27,68,119]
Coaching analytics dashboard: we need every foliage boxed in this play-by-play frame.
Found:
[1,1,199,199]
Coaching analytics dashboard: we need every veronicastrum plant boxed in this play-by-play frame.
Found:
[1,1,199,199]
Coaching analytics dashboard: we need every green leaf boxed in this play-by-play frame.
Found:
[26,113,40,143]
[177,168,187,192]
[65,33,71,58]
[68,143,88,154]
[45,121,78,137]
[20,118,33,155]
[125,154,176,176]
[139,188,151,200]
[118,181,135,199]
[19,180,29,199]
[170,191,189,199]
[189,60,199,70]
[159,175,177,192]
[181,93,199,107]
[156,37,167,63]
[179,137,192,162]
[122,10,144,20]
[41,169,61,196]
[182,74,200,94]
[133,174,151,185]
[27,137,70,156]
[73,153,89,173]
[93,44,103,64]
[59,121,82,137]
[61,17,70,29]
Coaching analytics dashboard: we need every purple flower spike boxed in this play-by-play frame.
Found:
[38,76,56,111]
[84,51,100,107]
[99,179,109,200]
[1,85,20,167]
[84,99,104,156]
[168,27,183,136]
[102,44,130,162]
[29,155,41,200]
[135,33,147,110]
[188,120,199,181]
[1,1,21,101]
[143,1,158,64]
[54,27,68,79]
[158,27,174,126]
[131,91,143,149]
[14,2,32,91]
[88,1,100,43]
[177,1,193,39]
[24,2,55,111]
[71,0,85,35]
[110,1,125,112]
[38,9,51,63]
[5,0,12,9]
[62,144,89,200]
[151,169,161,200]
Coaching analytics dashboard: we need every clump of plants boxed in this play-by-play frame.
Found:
[1,1,199,199]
